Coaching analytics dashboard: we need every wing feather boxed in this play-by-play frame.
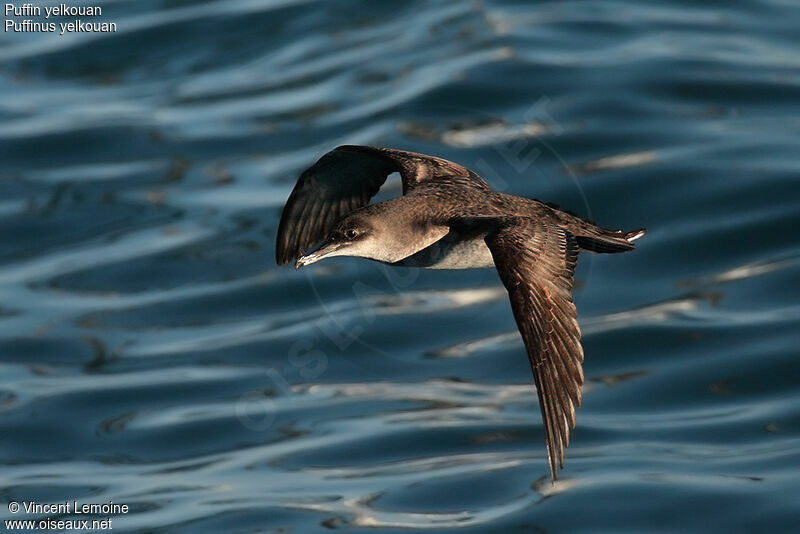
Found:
[484,219,583,482]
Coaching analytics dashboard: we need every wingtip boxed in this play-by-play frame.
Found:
[276,240,302,266]
[545,447,560,484]
[275,248,293,266]
[275,247,287,266]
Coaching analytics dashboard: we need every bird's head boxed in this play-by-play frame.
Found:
[295,213,379,269]
[295,204,449,269]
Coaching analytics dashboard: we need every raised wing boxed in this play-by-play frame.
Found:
[484,218,583,482]
[276,145,489,264]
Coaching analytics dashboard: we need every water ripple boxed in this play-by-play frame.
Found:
[2,0,799,532]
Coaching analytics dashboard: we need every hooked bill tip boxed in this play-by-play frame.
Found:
[295,247,311,270]
[295,252,319,269]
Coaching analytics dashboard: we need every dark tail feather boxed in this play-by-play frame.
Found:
[575,228,645,253]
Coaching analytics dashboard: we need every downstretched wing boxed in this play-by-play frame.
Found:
[276,145,490,264]
[484,218,583,482]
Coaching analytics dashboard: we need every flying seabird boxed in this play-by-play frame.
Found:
[276,145,644,481]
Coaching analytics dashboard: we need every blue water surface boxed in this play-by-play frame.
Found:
[1,1,799,532]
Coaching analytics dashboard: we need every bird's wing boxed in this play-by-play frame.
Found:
[276,145,490,264]
[484,217,583,482]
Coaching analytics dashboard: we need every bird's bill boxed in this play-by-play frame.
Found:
[295,241,348,269]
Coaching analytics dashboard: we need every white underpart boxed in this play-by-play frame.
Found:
[398,234,495,270]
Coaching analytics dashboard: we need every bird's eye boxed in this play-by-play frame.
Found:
[344,228,358,239]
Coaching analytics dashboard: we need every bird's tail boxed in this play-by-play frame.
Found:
[536,201,645,253]
[574,227,646,253]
